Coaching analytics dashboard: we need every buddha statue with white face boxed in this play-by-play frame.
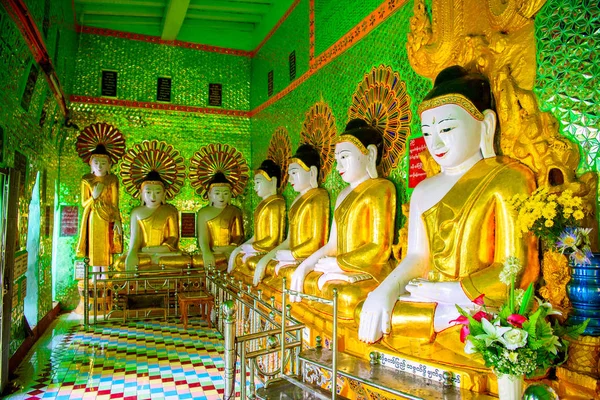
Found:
[76,144,123,276]
[115,140,189,272]
[122,171,187,270]
[288,119,397,319]
[194,172,244,270]
[227,159,286,279]
[253,144,330,288]
[357,66,539,360]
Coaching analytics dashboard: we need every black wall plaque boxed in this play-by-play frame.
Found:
[289,51,296,81]
[21,63,39,111]
[14,150,27,199]
[157,76,172,102]
[208,83,222,107]
[180,212,196,238]
[101,70,118,97]
[267,70,274,97]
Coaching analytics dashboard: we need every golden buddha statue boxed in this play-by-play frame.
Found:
[76,144,123,276]
[195,173,244,270]
[115,140,189,273]
[357,66,539,359]
[227,159,286,282]
[188,143,249,270]
[254,144,330,288]
[289,119,397,319]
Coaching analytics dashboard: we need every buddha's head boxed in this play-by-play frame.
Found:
[140,170,166,209]
[418,65,497,171]
[208,172,233,208]
[335,118,383,184]
[288,144,320,194]
[89,145,111,177]
[254,159,281,199]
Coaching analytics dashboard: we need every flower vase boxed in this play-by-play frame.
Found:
[495,373,523,400]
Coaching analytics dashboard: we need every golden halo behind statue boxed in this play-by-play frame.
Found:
[76,122,126,164]
[189,143,249,198]
[300,101,337,181]
[267,127,292,189]
[120,140,186,200]
[348,65,412,177]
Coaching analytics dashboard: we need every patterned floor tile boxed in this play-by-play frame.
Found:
[6,314,254,399]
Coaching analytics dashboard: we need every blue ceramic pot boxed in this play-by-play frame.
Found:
[567,252,600,336]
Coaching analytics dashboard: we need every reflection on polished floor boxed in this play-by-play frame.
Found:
[5,313,236,400]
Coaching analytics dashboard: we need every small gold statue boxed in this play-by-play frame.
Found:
[75,123,126,277]
[227,159,286,277]
[288,118,397,319]
[254,144,330,287]
[116,140,189,272]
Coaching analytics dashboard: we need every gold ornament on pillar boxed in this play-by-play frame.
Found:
[348,64,412,177]
[189,143,249,199]
[267,127,292,190]
[406,0,597,247]
[120,140,186,200]
[300,100,337,181]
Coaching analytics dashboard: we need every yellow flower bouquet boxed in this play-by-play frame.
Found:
[509,187,592,264]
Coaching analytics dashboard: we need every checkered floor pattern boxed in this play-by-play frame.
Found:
[7,315,245,399]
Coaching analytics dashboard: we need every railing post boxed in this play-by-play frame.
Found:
[223,300,237,400]
[83,258,89,328]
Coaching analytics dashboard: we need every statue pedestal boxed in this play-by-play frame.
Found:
[556,335,600,398]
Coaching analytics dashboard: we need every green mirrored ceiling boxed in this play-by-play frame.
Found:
[73,0,295,51]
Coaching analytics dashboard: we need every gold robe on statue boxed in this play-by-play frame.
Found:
[115,204,192,271]
[264,188,330,290]
[231,194,286,283]
[192,205,245,269]
[76,173,122,266]
[303,178,396,319]
[386,156,539,347]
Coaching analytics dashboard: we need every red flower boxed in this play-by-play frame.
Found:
[507,314,527,329]
[473,294,486,306]
[460,325,470,343]
[472,310,492,322]
[449,315,469,325]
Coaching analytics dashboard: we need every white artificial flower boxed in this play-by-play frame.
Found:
[499,256,523,285]
[500,328,529,350]
[475,318,512,346]
[464,340,476,354]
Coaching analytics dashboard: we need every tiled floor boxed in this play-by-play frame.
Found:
[5,313,241,399]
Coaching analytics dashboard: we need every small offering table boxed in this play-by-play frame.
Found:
[178,291,214,329]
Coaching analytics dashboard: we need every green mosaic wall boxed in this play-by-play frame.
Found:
[54,104,252,310]
[250,0,310,109]
[251,0,430,231]
[0,0,76,356]
[535,0,600,174]
[73,34,251,111]
[314,0,381,57]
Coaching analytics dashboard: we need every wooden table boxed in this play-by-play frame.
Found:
[178,291,214,329]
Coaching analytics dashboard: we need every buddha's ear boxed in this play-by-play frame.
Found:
[309,165,318,189]
[480,109,497,158]
[271,176,278,193]
[366,144,378,179]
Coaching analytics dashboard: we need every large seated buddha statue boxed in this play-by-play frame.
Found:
[289,119,396,319]
[115,140,189,273]
[253,144,330,289]
[194,173,244,270]
[188,144,249,271]
[357,66,539,360]
[227,159,286,282]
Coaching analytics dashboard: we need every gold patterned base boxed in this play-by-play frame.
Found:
[556,335,600,398]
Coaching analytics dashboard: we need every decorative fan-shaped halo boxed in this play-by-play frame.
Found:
[300,101,337,181]
[76,122,126,164]
[348,65,412,177]
[189,144,249,198]
[267,127,292,189]
[120,140,186,200]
